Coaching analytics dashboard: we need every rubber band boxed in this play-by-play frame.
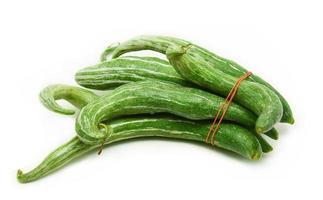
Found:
[205,71,252,145]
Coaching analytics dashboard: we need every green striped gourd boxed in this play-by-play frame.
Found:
[18,115,262,183]
[75,80,258,145]
[105,35,293,124]
[75,56,191,90]
[17,84,272,183]
[166,44,283,133]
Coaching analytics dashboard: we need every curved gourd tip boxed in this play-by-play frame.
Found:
[271,131,279,140]
[97,123,112,155]
[263,146,273,153]
[55,108,76,115]
[39,86,77,115]
[166,44,192,59]
[77,123,113,145]
[17,169,26,183]
[255,127,264,134]
[265,132,279,140]
[43,100,76,115]
[100,42,120,62]
[99,123,113,142]
[273,135,279,140]
[251,151,262,161]
[263,128,279,140]
[40,96,76,115]
[281,116,295,125]
[260,142,273,153]
[288,117,295,125]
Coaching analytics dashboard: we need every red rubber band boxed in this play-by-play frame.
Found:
[205,71,252,145]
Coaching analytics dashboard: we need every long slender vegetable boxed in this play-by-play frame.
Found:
[166,44,283,134]
[107,38,284,133]
[41,83,277,144]
[17,84,267,183]
[18,116,264,184]
[75,62,279,140]
[75,80,259,145]
[17,33,292,183]
[105,35,294,124]
[41,84,276,146]
[75,56,191,90]
[100,43,283,134]
[80,50,282,134]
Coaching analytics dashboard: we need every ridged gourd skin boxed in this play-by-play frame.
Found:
[17,115,262,183]
[166,44,283,134]
[107,35,293,124]
[79,48,283,133]
[41,85,274,147]
[17,84,267,183]
[75,58,279,140]
[40,85,278,142]
[75,61,280,140]
[75,56,191,90]
[75,80,257,145]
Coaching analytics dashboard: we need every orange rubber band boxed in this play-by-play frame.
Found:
[205,71,252,145]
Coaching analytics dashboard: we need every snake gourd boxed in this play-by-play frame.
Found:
[105,35,293,124]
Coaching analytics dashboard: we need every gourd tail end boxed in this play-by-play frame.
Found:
[17,169,27,183]
[166,44,192,59]
[251,151,262,160]
[100,42,120,62]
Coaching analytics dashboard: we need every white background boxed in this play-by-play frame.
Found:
[0,0,322,199]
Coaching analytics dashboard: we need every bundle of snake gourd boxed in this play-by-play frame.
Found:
[17,35,293,183]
